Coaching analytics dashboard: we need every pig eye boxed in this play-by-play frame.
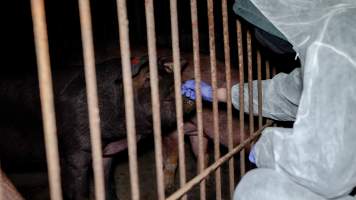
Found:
[163,62,174,73]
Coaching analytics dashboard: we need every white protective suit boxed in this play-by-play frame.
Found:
[231,1,356,199]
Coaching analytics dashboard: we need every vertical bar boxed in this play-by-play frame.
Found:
[246,30,254,150]
[0,163,1,200]
[78,1,105,200]
[30,1,63,199]
[206,0,222,199]
[236,20,245,177]
[266,60,271,80]
[0,169,24,200]
[272,64,277,128]
[144,1,165,199]
[257,51,262,129]
[221,0,234,198]
[170,1,187,199]
[265,61,274,125]
[272,65,277,77]
[116,1,140,200]
[190,0,206,199]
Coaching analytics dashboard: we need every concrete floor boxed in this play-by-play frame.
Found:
[8,137,243,200]
[113,137,243,200]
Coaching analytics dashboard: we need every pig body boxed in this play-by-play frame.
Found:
[162,53,250,189]
[0,57,182,200]
[180,53,249,150]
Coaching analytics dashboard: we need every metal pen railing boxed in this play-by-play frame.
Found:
[12,1,278,200]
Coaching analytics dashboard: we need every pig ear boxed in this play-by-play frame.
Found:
[131,55,149,77]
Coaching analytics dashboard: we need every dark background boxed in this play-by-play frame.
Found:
[5,0,235,72]
[4,0,299,77]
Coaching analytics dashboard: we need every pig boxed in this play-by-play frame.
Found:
[0,169,25,200]
[0,55,192,200]
[162,52,251,189]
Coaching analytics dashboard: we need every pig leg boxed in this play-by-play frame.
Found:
[62,153,118,200]
[103,157,118,200]
[188,134,209,169]
[61,150,91,200]
[162,122,203,191]
[181,121,209,166]
[162,130,179,191]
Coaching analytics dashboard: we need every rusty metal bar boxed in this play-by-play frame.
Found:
[78,1,105,200]
[0,164,1,200]
[190,0,206,199]
[30,1,63,199]
[167,121,273,200]
[206,0,222,199]
[257,51,262,129]
[0,169,24,200]
[272,65,277,77]
[272,64,277,128]
[144,1,165,199]
[271,63,278,128]
[221,0,234,198]
[266,60,271,80]
[247,30,254,151]
[265,61,274,125]
[116,1,140,199]
[170,1,187,199]
[236,19,246,177]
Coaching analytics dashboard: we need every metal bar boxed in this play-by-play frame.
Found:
[144,1,165,199]
[116,1,140,200]
[266,60,271,80]
[170,1,187,199]
[206,0,222,199]
[257,51,262,129]
[78,1,105,200]
[236,19,246,177]
[0,169,24,200]
[272,64,277,130]
[221,0,234,198]
[0,164,1,200]
[247,30,254,151]
[272,65,277,77]
[167,121,273,200]
[30,1,63,199]
[265,61,274,125]
[190,0,206,199]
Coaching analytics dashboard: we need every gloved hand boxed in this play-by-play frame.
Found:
[181,80,213,102]
[249,146,256,164]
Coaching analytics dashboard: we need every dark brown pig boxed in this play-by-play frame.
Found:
[0,56,191,200]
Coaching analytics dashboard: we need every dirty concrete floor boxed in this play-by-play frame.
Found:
[8,137,244,200]
[112,137,243,200]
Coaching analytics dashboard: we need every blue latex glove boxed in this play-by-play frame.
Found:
[181,80,213,102]
[249,146,256,164]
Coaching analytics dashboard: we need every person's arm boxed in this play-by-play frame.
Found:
[182,68,302,121]
[231,68,302,121]
[217,88,227,102]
